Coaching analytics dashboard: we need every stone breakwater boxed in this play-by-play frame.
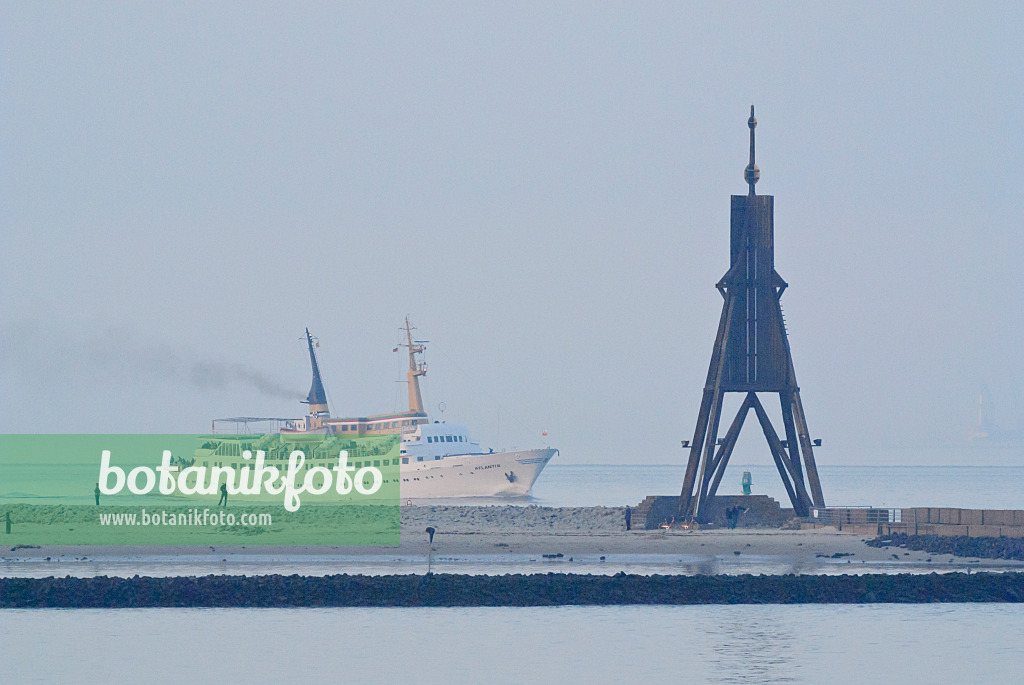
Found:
[4,573,1024,608]
[400,505,627,533]
[870,534,1024,561]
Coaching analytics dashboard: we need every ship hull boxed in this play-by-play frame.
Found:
[401,448,555,499]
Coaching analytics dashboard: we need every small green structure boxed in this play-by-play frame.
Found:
[742,471,752,496]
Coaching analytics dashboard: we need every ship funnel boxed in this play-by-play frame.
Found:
[303,328,329,418]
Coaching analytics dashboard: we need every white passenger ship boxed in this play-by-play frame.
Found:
[208,320,556,499]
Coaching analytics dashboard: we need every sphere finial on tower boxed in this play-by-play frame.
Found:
[744,105,760,194]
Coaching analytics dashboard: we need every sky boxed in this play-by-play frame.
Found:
[3,2,1023,467]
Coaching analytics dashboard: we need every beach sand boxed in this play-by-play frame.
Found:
[3,505,1015,570]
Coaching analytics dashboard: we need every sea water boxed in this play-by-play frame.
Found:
[2,604,1023,684]
[531,462,1024,509]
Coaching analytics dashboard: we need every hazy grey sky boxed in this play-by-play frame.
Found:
[3,2,1023,466]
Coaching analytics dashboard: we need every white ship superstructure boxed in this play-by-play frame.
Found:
[398,420,552,498]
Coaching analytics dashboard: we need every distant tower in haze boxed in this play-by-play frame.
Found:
[678,107,826,522]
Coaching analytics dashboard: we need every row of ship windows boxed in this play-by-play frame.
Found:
[426,435,463,443]
[337,420,419,432]
[203,459,399,468]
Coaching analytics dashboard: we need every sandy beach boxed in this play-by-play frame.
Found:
[5,506,1023,574]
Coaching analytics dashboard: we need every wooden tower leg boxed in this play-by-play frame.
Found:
[679,386,714,518]
[692,387,727,522]
[694,394,752,523]
[707,392,756,500]
[791,390,825,507]
[679,299,735,518]
[750,394,810,516]
[779,394,811,511]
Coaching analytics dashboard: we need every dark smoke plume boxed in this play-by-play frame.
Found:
[2,322,300,401]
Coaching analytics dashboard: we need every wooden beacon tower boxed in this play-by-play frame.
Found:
[678,107,825,522]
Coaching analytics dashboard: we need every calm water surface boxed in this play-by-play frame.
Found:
[531,462,1024,508]
[2,604,1022,684]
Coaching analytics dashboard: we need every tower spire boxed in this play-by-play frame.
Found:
[744,105,760,195]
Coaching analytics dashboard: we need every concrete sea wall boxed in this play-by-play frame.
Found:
[805,508,1024,538]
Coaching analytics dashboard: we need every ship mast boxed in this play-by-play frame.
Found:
[402,317,427,414]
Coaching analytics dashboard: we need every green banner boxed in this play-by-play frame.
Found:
[0,434,399,545]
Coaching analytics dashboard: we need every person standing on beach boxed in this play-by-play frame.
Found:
[94,483,100,506]
[624,505,632,531]
[218,483,228,507]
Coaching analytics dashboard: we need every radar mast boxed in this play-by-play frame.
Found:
[401,317,428,415]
